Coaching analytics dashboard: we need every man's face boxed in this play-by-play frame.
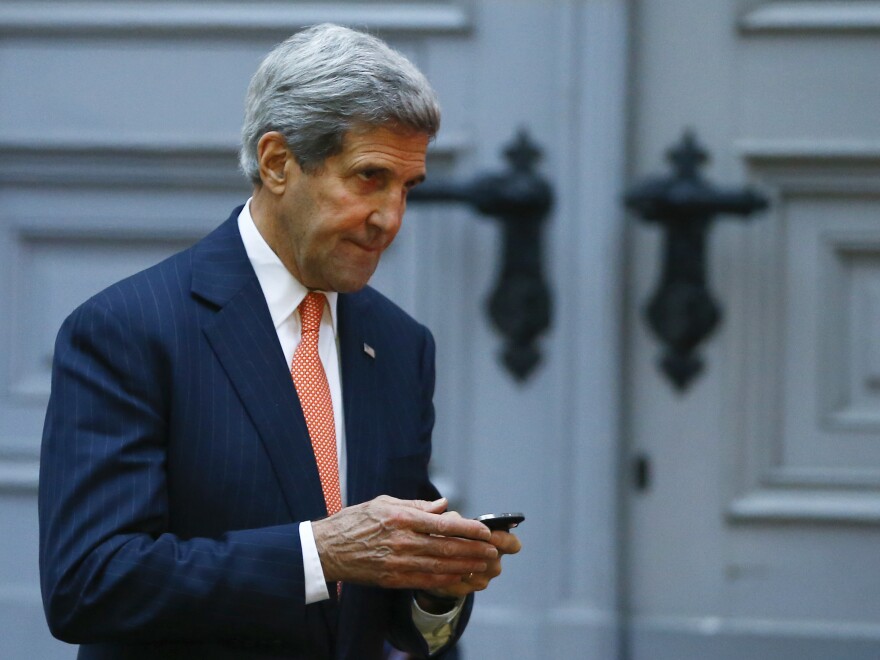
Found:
[273,125,429,292]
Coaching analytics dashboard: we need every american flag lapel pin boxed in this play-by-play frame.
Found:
[363,342,376,359]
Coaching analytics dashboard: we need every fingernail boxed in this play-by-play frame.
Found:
[485,547,498,558]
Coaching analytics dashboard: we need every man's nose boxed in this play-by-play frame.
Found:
[369,190,406,232]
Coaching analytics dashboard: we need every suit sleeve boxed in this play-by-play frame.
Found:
[383,325,474,658]
[38,298,314,646]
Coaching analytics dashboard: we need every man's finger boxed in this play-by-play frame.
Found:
[381,556,490,584]
[398,497,449,515]
[411,511,491,541]
[489,530,522,555]
[409,534,498,560]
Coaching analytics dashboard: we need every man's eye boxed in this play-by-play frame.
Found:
[358,170,379,181]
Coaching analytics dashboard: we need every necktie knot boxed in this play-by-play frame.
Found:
[300,292,325,335]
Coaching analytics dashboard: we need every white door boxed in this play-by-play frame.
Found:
[0,2,630,658]
[625,1,880,657]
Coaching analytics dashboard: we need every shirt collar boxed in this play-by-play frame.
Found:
[237,198,338,336]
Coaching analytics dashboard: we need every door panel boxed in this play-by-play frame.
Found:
[0,2,629,658]
[626,1,880,657]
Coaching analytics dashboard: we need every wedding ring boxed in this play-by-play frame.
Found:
[466,572,474,582]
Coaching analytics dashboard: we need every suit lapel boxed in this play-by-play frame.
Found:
[337,292,385,505]
[192,213,327,523]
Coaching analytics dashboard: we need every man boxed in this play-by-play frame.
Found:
[39,24,520,659]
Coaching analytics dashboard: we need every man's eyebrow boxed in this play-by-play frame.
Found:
[355,164,389,174]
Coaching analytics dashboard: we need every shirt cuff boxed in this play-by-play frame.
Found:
[411,594,465,655]
[300,521,330,604]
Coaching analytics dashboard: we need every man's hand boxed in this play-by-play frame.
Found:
[415,512,522,604]
[311,495,497,592]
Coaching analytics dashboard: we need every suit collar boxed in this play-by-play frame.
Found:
[190,206,257,307]
[193,207,327,523]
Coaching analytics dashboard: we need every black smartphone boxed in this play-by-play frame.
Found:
[475,512,525,531]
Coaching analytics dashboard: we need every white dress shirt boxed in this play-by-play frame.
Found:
[237,200,461,653]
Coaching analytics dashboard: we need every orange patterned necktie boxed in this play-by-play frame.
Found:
[291,292,342,518]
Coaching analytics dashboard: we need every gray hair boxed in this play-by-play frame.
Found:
[239,23,441,182]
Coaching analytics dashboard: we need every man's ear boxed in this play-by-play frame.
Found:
[256,132,298,193]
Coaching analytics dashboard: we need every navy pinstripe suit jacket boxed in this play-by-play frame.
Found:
[38,208,472,659]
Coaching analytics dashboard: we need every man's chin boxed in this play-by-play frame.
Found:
[327,269,376,293]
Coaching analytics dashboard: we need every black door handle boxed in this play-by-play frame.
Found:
[625,131,768,390]
[409,129,554,381]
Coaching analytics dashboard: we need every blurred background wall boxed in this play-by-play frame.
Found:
[2,1,879,659]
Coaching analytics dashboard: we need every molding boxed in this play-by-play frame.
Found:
[728,490,880,524]
[632,613,880,638]
[724,148,880,525]
[740,2,880,34]
[827,408,880,431]
[0,137,245,189]
[766,466,880,489]
[0,2,473,38]
[739,139,880,164]
[6,224,210,401]
[739,140,880,193]
[12,222,208,243]
[0,455,39,493]
[817,231,880,435]
[0,133,470,188]
[0,132,472,155]
[0,586,43,604]
[0,141,248,191]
